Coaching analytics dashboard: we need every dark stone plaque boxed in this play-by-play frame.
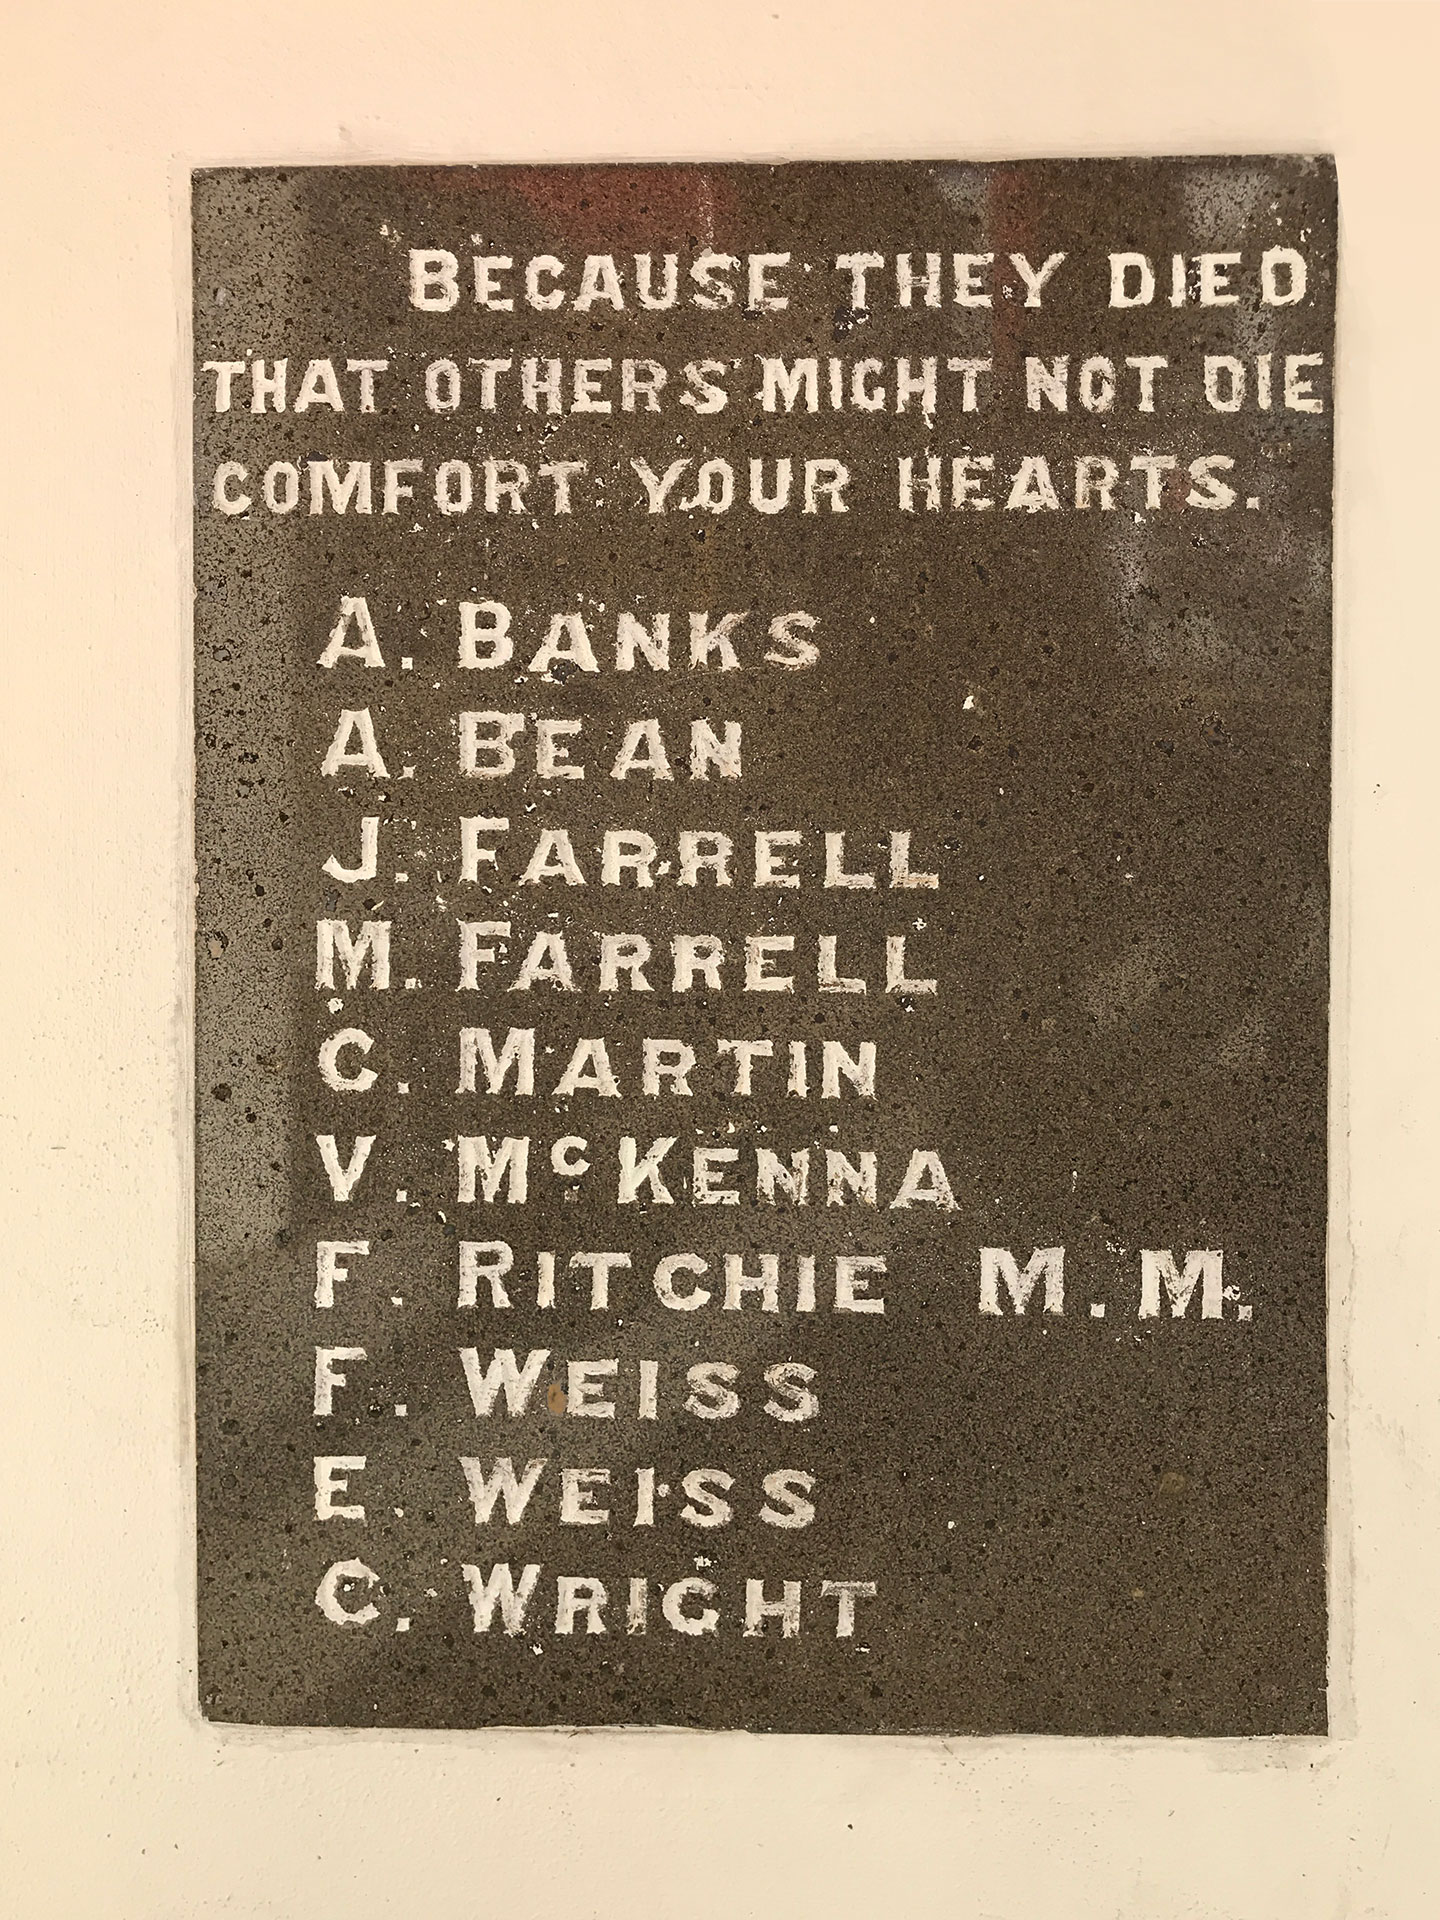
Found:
[194,159,1334,1732]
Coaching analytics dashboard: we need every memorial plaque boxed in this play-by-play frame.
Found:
[194,159,1334,1732]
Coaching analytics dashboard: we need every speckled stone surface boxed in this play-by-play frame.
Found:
[194,160,1334,1732]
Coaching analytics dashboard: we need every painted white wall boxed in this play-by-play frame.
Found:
[1,2,1434,1912]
